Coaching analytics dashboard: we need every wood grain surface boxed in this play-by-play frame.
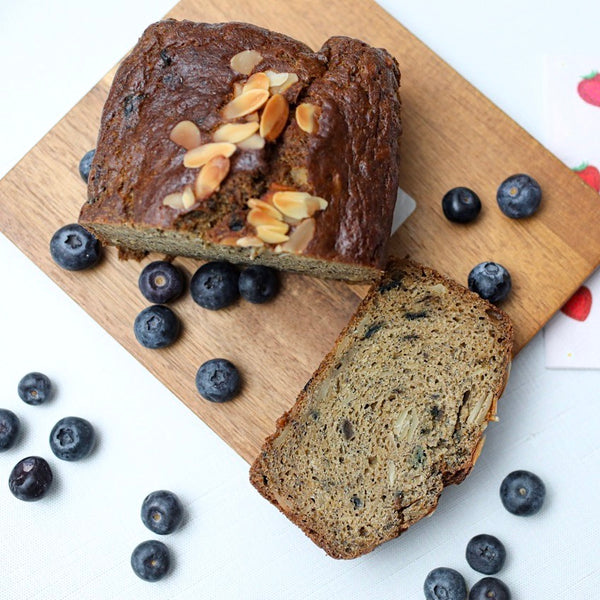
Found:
[1,0,599,464]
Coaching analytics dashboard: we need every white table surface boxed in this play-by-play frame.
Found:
[1,1,599,598]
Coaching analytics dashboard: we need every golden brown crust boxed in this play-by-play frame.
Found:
[249,257,514,559]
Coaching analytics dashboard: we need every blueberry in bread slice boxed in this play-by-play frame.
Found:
[79,20,402,282]
[250,258,513,559]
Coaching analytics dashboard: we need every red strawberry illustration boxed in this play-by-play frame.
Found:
[561,286,592,321]
[577,71,600,107]
[572,162,600,192]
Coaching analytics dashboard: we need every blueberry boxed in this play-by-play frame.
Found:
[141,490,184,535]
[469,577,511,600]
[466,534,506,575]
[49,416,95,461]
[500,470,546,516]
[138,261,185,304]
[497,173,541,218]
[134,305,180,349]
[190,261,240,310]
[130,540,171,582]
[239,266,280,304]
[468,262,511,303]
[0,409,20,451]
[442,187,482,223]
[18,372,52,406]
[8,456,53,501]
[50,223,101,271]
[424,567,467,600]
[79,149,96,183]
[195,358,241,403]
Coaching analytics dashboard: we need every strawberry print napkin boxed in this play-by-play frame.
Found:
[543,57,600,369]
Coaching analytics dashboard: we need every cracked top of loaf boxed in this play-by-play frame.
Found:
[80,20,402,280]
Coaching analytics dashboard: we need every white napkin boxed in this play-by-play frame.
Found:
[543,56,600,369]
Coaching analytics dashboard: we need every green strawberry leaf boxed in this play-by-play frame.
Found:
[572,162,589,172]
[581,70,599,80]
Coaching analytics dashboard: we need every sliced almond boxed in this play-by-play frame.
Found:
[272,191,328,219]
[247,209,289,232]
[218,236,240,246]
[213,122,259,144]
[255,225,290,244]
[230,50,263,75]
[295,103,320,134]
[314,196,328,210]
[245,112,260,123]
[182,186,196,209]
[242,72,270,93]
[306,195,328,214]
[247,199,283,220]
[271,72,299,94]
[279,217,316,253]
[222,89,269,120]
[236,236,265,248]
[264,70,290,88]
[237,133,266,151]
[169,120,201,150]
[195,155,230,199]
[183,142,236,168]
[280,213,301,226]
[272,191,313,219]
[233,82,244,98]
[162,192,185,210]
[259,94,289,141]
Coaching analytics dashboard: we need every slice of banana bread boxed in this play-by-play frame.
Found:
[79,20,402,282]
[249,258,513,559]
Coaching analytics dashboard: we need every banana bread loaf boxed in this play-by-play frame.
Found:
[79,20,402,282]
[250,258,513,559]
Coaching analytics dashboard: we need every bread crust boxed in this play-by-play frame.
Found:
[79,20,402,281]
[250,257,513,559]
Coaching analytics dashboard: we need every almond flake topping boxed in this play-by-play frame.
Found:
[247,209,289,232]
[242,72,270,93]
[272,191,328,220]
[222,89,269,120]
[182,186,196,209]
[169,120,202,150]
[269,72,299,94]
[195,155,230,199]
[183,142,236,168]
[162,192,185,210]
[233,82,244,98]
[247,199,283,220]
[264,70,290,88]
[236,236,265,248]
[259,94,289,141]
[295,103,320,134]
[278,217,316,254]
[213,122,259,144]
[161,186,197,210]
[236,133,265,151]
[230,50,263,75]
[255,225,290,244]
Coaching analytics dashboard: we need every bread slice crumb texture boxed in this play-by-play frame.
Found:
[250,258,513,559]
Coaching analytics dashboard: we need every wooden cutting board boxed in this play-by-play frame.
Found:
[1,0,599,464]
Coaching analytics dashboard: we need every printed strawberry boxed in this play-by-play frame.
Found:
[561,286,592,321]
[572,163,600,192]
[577,71,600,107]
